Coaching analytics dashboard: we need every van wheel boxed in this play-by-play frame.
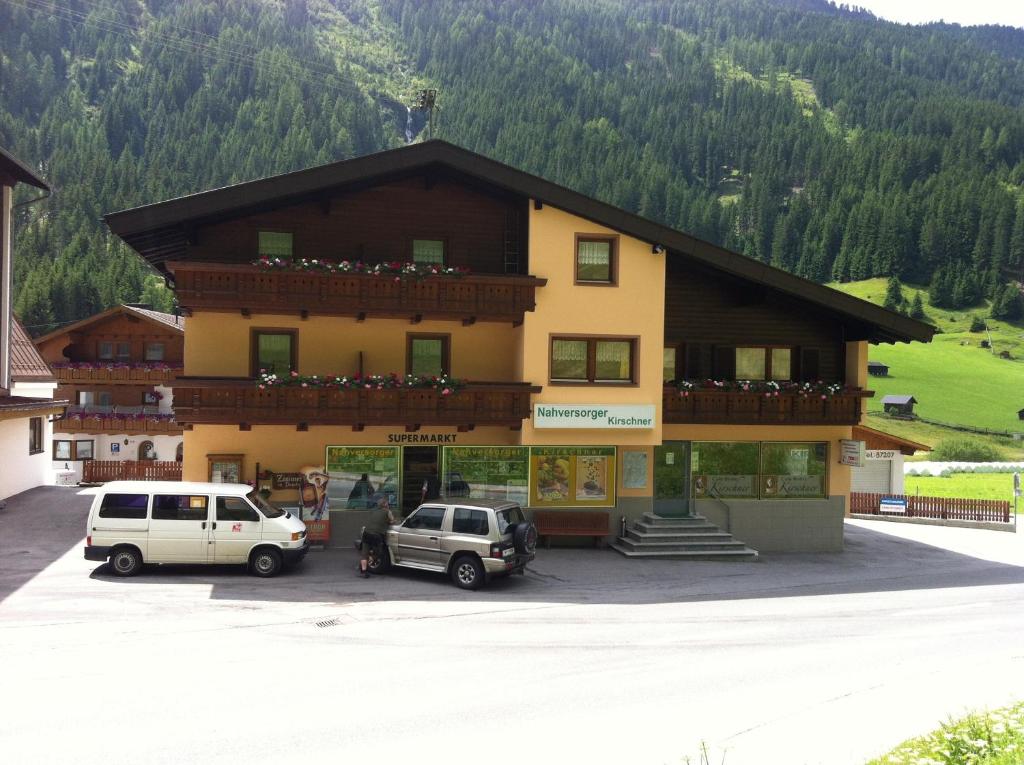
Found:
[451,555,484,590]
[250,548,283,578]
[110,547,142,577]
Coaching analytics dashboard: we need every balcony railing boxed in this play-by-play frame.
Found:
[168,261,546,324]
[663,385,871,425]
[172,377,541,429]
[52,363,182,385]
[83,460,183,484]
[56,406,183,435]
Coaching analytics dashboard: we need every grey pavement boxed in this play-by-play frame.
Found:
[1,486,1023,764]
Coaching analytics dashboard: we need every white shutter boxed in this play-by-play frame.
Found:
[852,459,892,493]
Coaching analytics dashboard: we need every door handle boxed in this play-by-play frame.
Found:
[429,536,438,541]
[212,522,217,530]
[201,521,207,529]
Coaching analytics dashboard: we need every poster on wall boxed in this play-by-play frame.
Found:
[529,447,617,507]
[325,446,400,510]
[298,466,330,521]
[621,451,648,490]
[442,447,530,504]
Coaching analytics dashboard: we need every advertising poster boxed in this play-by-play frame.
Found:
[529,446,616,508]
[442,447,530,503]
[298,465,330,522]
[621,450,648,490]
[325,446,400,510]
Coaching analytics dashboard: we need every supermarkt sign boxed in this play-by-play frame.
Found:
[533,404,655,429]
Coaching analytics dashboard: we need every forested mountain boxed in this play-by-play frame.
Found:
[2,0,1023,334]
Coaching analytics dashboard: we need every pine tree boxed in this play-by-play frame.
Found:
[883,275,904,311]
[909,291,925,320]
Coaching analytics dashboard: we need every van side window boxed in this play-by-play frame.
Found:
[153,495,209,521]
[98,493,149,520]
[216,497,260,523]
[453,508,489,536]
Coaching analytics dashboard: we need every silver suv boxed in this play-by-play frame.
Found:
[368,499,537,589]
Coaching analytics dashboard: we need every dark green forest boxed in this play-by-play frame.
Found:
[2,0,1023,334]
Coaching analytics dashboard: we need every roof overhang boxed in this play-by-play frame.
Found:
[105,140,935,345]
[0,146,49,190]
[32,305,183,347]
[853,425,930,455]
[0,398,67,422]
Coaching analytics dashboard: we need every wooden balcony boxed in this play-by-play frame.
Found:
[83,460,183,484]
[173,377,541,429]
[168,261,546,324]
[52,364,181,385]
[663,385,872,425]
[57,407,183,435]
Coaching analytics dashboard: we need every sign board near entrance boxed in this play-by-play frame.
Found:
[880,496,907,514]
[533,404,655,429]
[839,439,865,467]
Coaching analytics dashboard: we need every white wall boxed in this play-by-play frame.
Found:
[51,432,183,483]
[11,380,57,400]
[0,415,55,501]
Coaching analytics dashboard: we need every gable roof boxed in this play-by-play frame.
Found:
[0,146,49,190]
[32,304,184,347]
[867,360,888,368]
[881,395,916,405]
[11,318,55,382]
[104,139,934,345]
[853,425,930,456]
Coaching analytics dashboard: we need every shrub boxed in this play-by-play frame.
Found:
[969,315,986,332]
[931,438,1004,462]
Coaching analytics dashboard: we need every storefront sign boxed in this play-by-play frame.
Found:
[880,497,907,514]
[839,439,865,467]
[442,447,530,503]
[533,404,655,429]
[762,474,824,498]
[693,474,757,499]
[387,433,458,443]
[272,472,303,489]
[530,447,617,507]
[305,519,331,543]
[865,450,898,460]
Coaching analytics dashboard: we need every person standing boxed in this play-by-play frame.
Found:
[420,463,441,505]
[359,496,394,578]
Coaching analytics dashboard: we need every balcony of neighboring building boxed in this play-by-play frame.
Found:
[55,405,183,435]
[50,361,183,385]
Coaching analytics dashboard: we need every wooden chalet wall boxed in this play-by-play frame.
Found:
[36,313,184,365]
[664,256,846,382]
[187,175,528,274]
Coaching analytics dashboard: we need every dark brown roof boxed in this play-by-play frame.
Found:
[32,304,184,346]
[0,397,67,420]
[11,318,55,382]
[104,140,934,344]
[853,426,930,456]
[0,146,49,190]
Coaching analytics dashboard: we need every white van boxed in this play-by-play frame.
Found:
[84,481,308,577]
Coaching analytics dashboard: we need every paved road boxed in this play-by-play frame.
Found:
[1,487,1023,764]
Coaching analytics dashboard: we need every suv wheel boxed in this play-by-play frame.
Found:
[451,555,484,590]
[514,522,538,555]
[368,544,391,574]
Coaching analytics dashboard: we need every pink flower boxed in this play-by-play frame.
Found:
[442,388,451,395]
[258,384,265,390]
[821,394,827,400]
[290,370,298,377]
[301,383,308,388]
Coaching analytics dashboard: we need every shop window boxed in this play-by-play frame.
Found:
[54,440,73,460]
[550,336,636,384]
[690,441,828,500]
[258,231,293,258]
[153,495,208,522]
[99,493,148,520]
[733,346,793,381]
[29,417,43,455]
[208,454,243,483]
[691,442,760,499]
[138,441,157,460]
[79,391,113,407]
[575,236,616,284]
[412,239,445,265]
[98,341,113,360]
[145,342,165,361]
[760,442,827,499]
[252,329,296,377]
[407,334,450,378]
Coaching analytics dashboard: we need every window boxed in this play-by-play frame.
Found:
[55,440,93,460]
[734,346,792,381]
[116,342,131,361]
[216,497,261,523]
[153,494,209,521]
[79,391,113,407]
[761,442,827,498]
[452,508,489,536]
[412,239,445,265]
[145,343,165,361]
[663,347,679,383]
[175,443,184,463]
[98,342,113,360]
[99,493,149,520]
[691,441,828,500]
[54,440,73,460]
[76,440,94,460]
[138,441,157,460]
[258,231,293,258]
[494,506,525,534]
[29,417,43,455]
[143,391,160,405]
[252,329,296,377]
[403,506,446,531]
[208,454,243,483]
[550,336,636,384]
[575,236,616,284]
[407,334,450,378]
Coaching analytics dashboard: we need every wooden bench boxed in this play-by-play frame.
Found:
[532,510,610,548]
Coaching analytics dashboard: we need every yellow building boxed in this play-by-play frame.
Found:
[105,141,933,554]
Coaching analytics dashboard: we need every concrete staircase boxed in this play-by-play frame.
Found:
[610,513,758,561]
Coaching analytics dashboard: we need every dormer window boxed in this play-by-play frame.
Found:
[258,231,293,258]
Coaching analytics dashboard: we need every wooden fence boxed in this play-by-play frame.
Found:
[850,492,1011,523]
[83,460,182,483]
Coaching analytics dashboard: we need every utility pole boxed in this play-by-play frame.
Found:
[416,89,438,139]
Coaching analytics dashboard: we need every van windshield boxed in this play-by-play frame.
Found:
[248,491,286,519]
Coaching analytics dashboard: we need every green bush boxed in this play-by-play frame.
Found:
[931,438,1004,462]
[969,315,987,332]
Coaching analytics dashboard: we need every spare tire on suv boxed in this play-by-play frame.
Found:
[513,521,538,555]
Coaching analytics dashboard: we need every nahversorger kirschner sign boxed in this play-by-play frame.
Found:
[533,404,656,429]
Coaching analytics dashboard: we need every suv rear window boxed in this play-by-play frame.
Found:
[453,508,489,536]
[495,506,525,534]
[99,493,148,519]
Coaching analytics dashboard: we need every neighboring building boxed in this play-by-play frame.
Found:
[849,425,930,495]
[1,146,66,501]
[1017,407,1024,421]
[881,395,917,416]
[34,304,184,483]
[104,140,934,553]
[867,361,889,377]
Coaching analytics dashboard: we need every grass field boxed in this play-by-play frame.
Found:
[861,413,1024,461]
[830,279,1024,433]
[903,473,1021,505]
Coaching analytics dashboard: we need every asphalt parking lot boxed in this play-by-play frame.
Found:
[2,486,1023,764]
